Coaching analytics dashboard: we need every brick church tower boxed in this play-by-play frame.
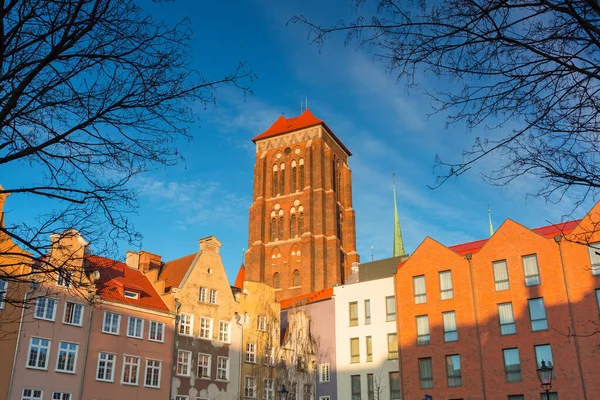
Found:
[245,109,359,300]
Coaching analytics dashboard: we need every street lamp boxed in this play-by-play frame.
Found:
[536,360,553,400]
[278,385,289,400]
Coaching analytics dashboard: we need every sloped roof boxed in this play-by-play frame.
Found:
[86,255,169,312]
[159,252,197,291]
[279,287,334,310]
[233,263,245,289]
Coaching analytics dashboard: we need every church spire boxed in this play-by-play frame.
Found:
[393,174,405,257]
[488,206,494,237]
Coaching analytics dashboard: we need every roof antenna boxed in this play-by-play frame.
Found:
[306,97,308,110]
[370,245,374,262]
[241,248,245,265]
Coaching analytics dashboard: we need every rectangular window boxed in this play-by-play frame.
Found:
[102,311,121,335]
[197,353,211,378]
[51,392,71,400]
[319,363,330,382]
[388,333,399,359]
[439,271,454,300]
[127,316,144,339]
[350,337,360,363]
[144,359,161,388]
[263,345,274,366]
[27,337,50,369]
[179,313,193,336]
[529,298,548,331]
[244,376,257,398]
[257,315,267,331]
[302,384,311,400]
[219,321,230,342]
[446,355,462,387]
[587,242,600,275]
[413,275,426,304]
[209,289,218,304]
[419,358,434,389]
[56,341,78,373]
[499,303,517,335]
[508,396,525,400]
[264,379,275,400]
[349,301,358,326]
[443,311,458,342]
[35,297,57,321]
[217,356,229,380]
[175,397,189,400]
[149,321,165,342]
[416,315,430,345]
[493,260,510,291]
[177,350,191,376]
[121,355,140,385]
[63,302,83,326]
[0,279,6,309]
[246,342,256,363]
[386,296,396,321]
[534,344,555,378]
[351,375,361,400]
[57,269,72,288]
[364,299,371,324]
[96,352,115,382]
[366,336,373,362]
[523,254,541,286]
[199,287,207,302]
[367,373,374,400]
[123,290,138,299]
[21,389,43,400]
[389,371,401,399]
[503,348,522,382]
[541,393,558,400]
[597,289,600,310]
[200,317,213,339]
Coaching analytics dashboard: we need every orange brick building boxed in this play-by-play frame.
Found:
[395,203,600,400]
[245,110,359,299]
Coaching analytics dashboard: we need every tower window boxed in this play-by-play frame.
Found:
[299,159,305,189]
[293,270,300,287]
[273,272,280,289]
[292,164,297,192]
[332,159,337,192]
[278,216,284,240]
[272,170,278,197]
[299,212,304,234]
[270,218,276,242]
[290,214,297,238]
[280,163,285,195]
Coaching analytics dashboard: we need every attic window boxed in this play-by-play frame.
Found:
[124,290,139,299]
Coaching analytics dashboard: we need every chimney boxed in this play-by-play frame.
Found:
[126,251,140,270]
[139,250,162,274]
[351,262,360,274]
[199,236,222,255]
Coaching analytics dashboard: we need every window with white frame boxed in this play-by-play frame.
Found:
[244,376,257,398]
[27,337,50,369]
[35,297,57,321]
[443,311,458,342]
[257,314,267,331]
[416,315,430,345]
[57,269,72,288]
[21,389,43,400]
[121,355,140,385]
[149,321,165,342]
[200,317,212,339]
[175,397,189,400]
[319,363,330,382]
[588,242,600,275]
[217,356,229,380]
[123,290,139,299]
[63,302,83,326]
[51,392,71,400]
[177,350,191,376]
[413,275,427,304]
[127,316,144,339]
[144,359,161,388]
[246,342,256,363]
[96,352,116,381]
[0,279,7,309]
[198,353,211,378]
[264,345,274,366]
[209,289,218,304]
[493,260,510,291]
[199,287,207,302]
[179,313,193,336]
[499,303,517,335]
[102,311,121,334]
[56,341,78,373]
[522,254,541,286]
[439,271,454,300]
[219,321,230,342]
[264,378,274,400]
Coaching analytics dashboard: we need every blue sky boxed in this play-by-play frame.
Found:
[2,0,593,283]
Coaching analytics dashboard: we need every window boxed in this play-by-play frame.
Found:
[350,337,360,363]
[219,321,230,342]
[289,383,297,400]
[257,315,267,331]
[503,348,522,382]
[21,389,43,400]
[299,161,305,188]
[127,316,144,339]
[149,321,165,342]
[272,168,278,197]
[493,260,510,291]
[271,218,277,242]
[388,333,399,359]
[389,371,401,399]
[57,269,72,288]
[0,279,6,309]
[534,344,555,378]
[200,317,213,339]
[439,271,454,299]
[121,355,140,385]
[175,397,189,400]
[366,336,373,362]
[123,290,138,299]
[244,376,257,398]
[597,289,600,310]
[209,289,217,304]
[299,212,304,234]
[56,341,78,373]
[102,311,121,335]
[217,357,229,380]
[499,303,517,335]
[367,374,374,400]
[508,396,525,400]
[351,375,361,400]
[280,165,285,195]
[197,353,211,378]
[349,302,358,326]
[273,272,280,289]
[587,242,600,275]
[419,358,434,389]
[386,296,396,321]
[264,345,274,366]
[319,398,330,400]
[264,379,275,400]
[416,315,430,345]
[144,359,161,388]
[246,342,256,363]
[446,355,462,387]
[529,298,548,331]
[278,216,284,240]
[63,302,83,326]
[96,352,115,381]
[303,384,311,400]
[291,214,297,237]
[199,287,207,302]
[523,254,541,286]
[27,337,50,369]
[35,297,57,321]
[541,393,558,400]
[179,313,193,336]
[51,392,71,400]
[293,269,300,286]
[319,363,330,382]
[177,350,191,376]
[443,311,458,342]
[364,299,371,324]
[414,275,427,304]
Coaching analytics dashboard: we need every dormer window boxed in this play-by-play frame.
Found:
[124,290,139,299]
[57,269,72,288]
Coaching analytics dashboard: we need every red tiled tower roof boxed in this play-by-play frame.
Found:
[233,263,246,289]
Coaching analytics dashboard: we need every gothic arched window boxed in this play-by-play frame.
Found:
[299,159,305,189]
[280,163,285,195]
[272,170,278,197]
[337,161,341,196]
[278,216,284,240]
[290,214,297,238]
[338,211,343,242]
[270,218,276,242]
[293,269,300,287]
[332,159,337,192]
[291,160,297,192]
[298,212,304,234]
[273,272,280,289]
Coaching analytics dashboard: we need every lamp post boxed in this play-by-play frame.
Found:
[278,385,289,400]
[536,360,554,400]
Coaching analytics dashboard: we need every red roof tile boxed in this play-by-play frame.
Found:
[233,264,245,289]
[86,255,170,312]
[280,287,333,310]
[159,252,197,291]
